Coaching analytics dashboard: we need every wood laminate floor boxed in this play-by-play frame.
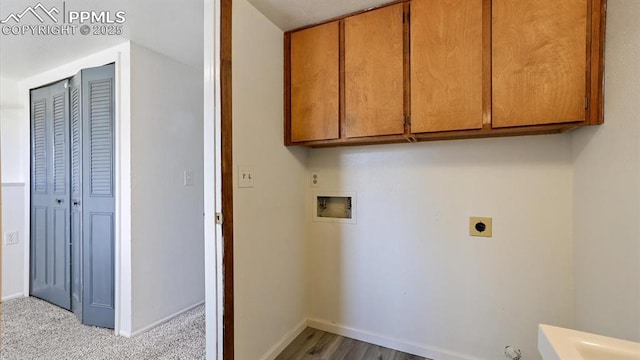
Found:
[275,328,429,360]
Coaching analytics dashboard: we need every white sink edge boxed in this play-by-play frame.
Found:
[538,324,640,360]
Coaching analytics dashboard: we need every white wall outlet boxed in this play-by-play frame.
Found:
[238,166,255,188]
[505,346,522,360]
[4,231,19,246]
[470,217,493,237]
[183,170,194,186]
[310,170,320,187]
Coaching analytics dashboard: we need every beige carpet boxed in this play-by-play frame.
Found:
[1,297,205,360]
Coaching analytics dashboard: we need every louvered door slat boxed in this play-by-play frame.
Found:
[88,79,114,197]
[71,88,81,197]
[33,99,47,193]
[53,94,66,194]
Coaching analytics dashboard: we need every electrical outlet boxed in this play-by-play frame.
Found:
[183,170,194,186]
[505,346,521,360]
[4,231,19,246]
[469,217,492,237]
[310,170,320,187]
[238,166,255,188]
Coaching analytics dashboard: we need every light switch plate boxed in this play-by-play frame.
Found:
[469,217,492,237]
[183,170,194,186]
[238,166,255,188]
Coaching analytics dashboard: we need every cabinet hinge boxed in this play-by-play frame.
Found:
[404,116,411,126]
[215,212,224,225]
[584,97,589,109]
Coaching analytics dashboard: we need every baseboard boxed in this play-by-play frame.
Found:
[1,293,24,302]
[307,318,482,360]
[258,318,308,360]
[128,300,205,338]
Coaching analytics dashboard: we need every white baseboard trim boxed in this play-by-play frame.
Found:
[1,293,24,302]
[125,300,205,338]
[259,318,308,360]
[307,318,481,360]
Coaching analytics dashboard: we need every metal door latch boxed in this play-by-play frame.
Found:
[215,212,224,225]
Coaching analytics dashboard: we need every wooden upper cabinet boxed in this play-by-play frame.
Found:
[410,0,483,133]
[284,0,604,147]
[289,22,340,142]
[492,0,587,128]
[344,4,405,138]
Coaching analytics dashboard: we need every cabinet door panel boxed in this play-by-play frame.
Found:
[290,22,340,142]
[411,0,483,133]
[492,0,587,127]
[345,4,404,138]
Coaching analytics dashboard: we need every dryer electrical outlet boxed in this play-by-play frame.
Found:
[469,217,493,237]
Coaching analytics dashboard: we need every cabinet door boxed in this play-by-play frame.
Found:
[411,0,483,133]
[492,0,587,127]
[290,22,340,142]
[345,4,404,138]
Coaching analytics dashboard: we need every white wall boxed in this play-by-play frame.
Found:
[572,0,640,342]
[129,43,205,334]
[1,183,25,300]
[2,77,28,300]
[1,79,24,165]
[0,108,25,183]
[1,77,21,108]
[232,0,309,359]
[307,136,575,360]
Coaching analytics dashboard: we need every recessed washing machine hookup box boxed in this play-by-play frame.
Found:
[313,192,357,224]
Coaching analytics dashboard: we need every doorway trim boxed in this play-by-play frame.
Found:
[220,0,234,359]
[204,0,226,358]
[204,0,234,357]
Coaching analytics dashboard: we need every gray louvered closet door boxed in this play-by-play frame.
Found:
[30,80,72,310]
[80,64,116,328]
[70,72,83,322]
[31,64,115,329]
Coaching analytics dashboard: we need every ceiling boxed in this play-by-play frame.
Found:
[0,0,389,80]
[247,0,393,30]
[0,0,203,80]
